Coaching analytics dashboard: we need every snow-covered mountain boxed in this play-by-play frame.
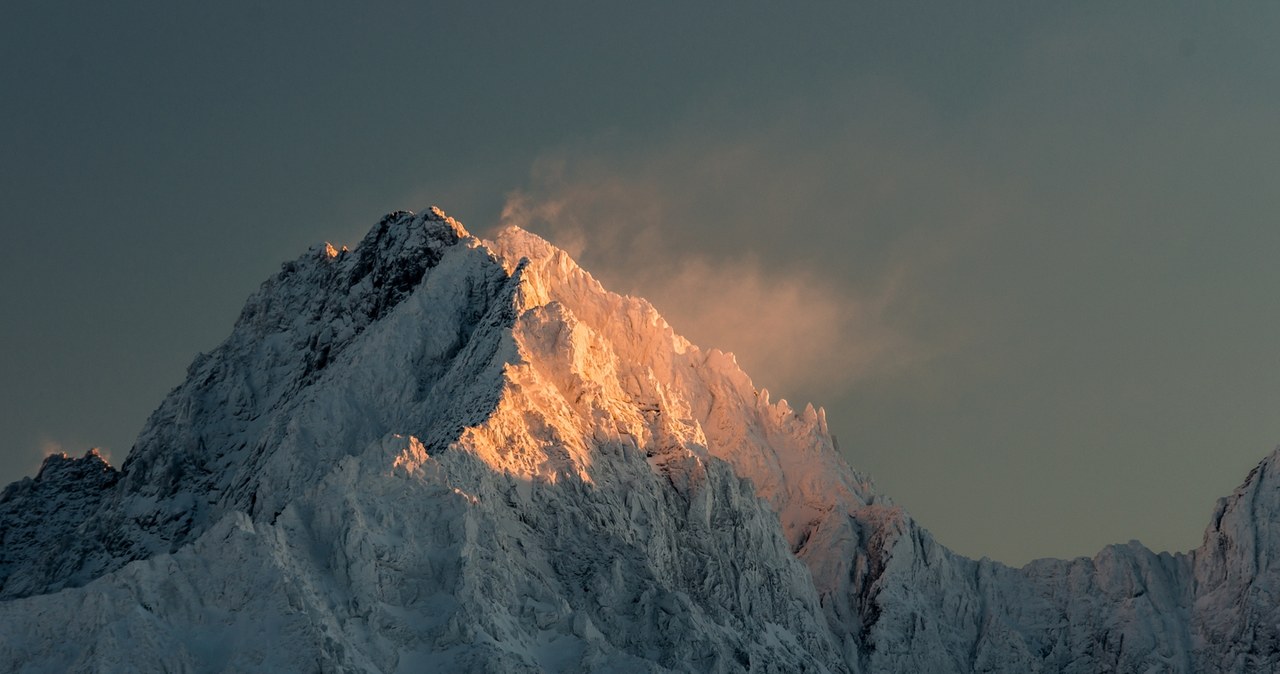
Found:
[1,208,1277,672]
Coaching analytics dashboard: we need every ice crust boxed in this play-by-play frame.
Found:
[1,208,1278,672]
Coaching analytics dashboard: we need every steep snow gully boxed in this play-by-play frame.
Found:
[2,208,1278,672]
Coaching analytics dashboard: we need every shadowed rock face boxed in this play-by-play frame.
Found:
[0,207,1277,673]
[0,449,120,598]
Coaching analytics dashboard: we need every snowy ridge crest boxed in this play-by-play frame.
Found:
[1,208,1279,672]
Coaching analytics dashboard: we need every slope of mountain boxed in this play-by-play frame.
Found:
[0,207,1276,672]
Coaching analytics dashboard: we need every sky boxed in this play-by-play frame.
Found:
[2,2,1279,566]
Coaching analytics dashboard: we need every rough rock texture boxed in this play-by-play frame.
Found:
[0,449,120,598]
[1,207,1277,672]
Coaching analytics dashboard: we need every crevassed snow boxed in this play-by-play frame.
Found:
[1,208,1278,673]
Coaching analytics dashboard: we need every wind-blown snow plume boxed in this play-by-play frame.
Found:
[500,157,914,401]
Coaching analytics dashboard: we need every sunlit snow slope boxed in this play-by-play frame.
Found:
[1,208,1278,673]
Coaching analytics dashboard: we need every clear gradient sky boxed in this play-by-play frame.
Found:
[3,2,1279,566]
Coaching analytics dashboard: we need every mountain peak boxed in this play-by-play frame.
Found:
[3,205,1280,672]
[487,224,570,271]
[358,208,471,262]
[32,448,113,482]
[425,204,454,222]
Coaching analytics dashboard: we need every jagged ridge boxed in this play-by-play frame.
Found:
[1,207,1278,673]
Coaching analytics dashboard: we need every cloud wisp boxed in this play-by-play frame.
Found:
[497,147,925,403]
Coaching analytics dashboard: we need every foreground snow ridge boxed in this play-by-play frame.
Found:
[2,207,1277,673]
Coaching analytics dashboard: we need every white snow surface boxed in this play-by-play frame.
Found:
[1,207,1278,672]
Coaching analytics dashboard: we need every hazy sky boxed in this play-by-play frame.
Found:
[3,2,1279,565]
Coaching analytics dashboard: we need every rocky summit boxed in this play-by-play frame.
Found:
[2,208,1278,672]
